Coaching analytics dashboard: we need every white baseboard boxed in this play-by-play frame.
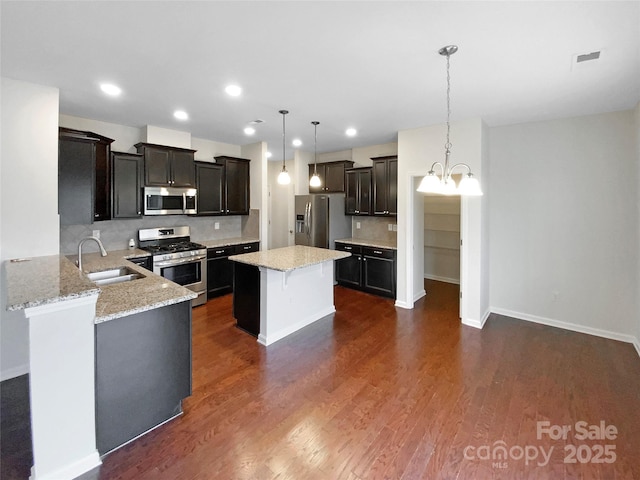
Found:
[461,309,490,329]
[257,306,335,346]
[30,451,101,480]
[424,274,460,285]
[394,289,425,309]
[491,307,639,355]
[1,363,29,382]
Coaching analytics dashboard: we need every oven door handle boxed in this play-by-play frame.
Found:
[155,255,206,267]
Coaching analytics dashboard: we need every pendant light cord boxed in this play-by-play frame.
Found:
[445,52,451,151]
[313,122,318,175]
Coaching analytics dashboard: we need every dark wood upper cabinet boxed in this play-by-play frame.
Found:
[134,142,196,187]
[111,151,143,219]
[58,127,114,225]
[308,160,354,193]
[345,167,372,216]
[195,162,224,215]
[212,156,251,215]
[372,155,397,216]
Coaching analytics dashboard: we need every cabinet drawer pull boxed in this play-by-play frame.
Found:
[243,246,251,250]
[374,250,382,254]
[344,246,352,250]
[216,250,224,254]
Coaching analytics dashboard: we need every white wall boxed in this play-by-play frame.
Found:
[397,118,488,327]
[490,110,638,341]
[241,142,267,248]
[317,142,398,167]
[352,142,398,166]
[1,78,60,380]
[268,161,292,248]
[60,114,242,160]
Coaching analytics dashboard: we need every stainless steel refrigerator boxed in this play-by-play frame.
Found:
[295,194,351,249]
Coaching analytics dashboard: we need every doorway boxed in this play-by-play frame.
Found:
[423,194,461,315]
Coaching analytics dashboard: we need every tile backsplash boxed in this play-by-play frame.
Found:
[60,209,260,255]
[352,216,397,245]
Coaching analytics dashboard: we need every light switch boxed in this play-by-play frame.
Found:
[356,222,361,229]
[214,222,220,230]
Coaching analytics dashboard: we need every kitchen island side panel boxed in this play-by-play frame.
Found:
[258,261,336,346]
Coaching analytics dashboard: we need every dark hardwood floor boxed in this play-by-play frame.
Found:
[2,280,640,479]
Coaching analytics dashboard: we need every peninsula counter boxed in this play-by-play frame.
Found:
[229,245,350,346]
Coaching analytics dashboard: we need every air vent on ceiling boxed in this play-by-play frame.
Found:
[576,51,601,63]
[571,49,604,71]
[249,119,265,125]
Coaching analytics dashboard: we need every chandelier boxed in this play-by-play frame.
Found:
[417,45,482,196]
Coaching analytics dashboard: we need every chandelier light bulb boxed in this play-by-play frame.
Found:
[416,45,483,197]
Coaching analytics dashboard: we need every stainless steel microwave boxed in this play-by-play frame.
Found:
[144,187,197,215]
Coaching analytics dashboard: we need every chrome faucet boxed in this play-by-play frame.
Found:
[77,236,107,271]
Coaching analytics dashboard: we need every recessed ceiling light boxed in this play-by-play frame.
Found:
[225,85,242,97]
[244,127,256,135]
[100,83,121,96]
[346,128,357,137]
[292,138,302,147]
[174,110,188,120]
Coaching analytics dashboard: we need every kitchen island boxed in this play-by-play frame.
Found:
[229,245,350,346]
[4,251,195,479]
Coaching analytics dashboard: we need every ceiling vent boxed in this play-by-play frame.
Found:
[571,49,604,71]
[576,51,600,63]
[249,119,265,125]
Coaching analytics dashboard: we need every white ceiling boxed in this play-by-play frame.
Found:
[2,1,639,161]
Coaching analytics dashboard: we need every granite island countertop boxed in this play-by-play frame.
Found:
[229,245,349,272]
[5,249,195,324]
[335,238,397,250]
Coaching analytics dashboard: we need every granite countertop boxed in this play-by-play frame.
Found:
[335,238,397,250]
[5,249,195,324]
[198,237,260,249]
[229,245,350,272]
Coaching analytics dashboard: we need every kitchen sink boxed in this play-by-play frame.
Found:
[87,266,145,286]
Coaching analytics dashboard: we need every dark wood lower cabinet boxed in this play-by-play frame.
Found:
[206,242,260,299]
[335,242,396,298]
[232,262,260,336]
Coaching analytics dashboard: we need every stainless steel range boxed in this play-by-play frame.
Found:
[138,226,207,307]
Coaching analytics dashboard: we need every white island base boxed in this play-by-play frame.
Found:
[257,261,336,346]
[229,245,350,346]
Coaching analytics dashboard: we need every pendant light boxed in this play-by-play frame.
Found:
[417,45,482,196]
[309,121,322,188]
[277,109,291,185]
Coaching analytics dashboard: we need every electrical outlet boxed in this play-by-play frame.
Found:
[356,222,361,229]
[214,222,220,230]
[388,224,393,231]
[92,230,100,239]
[392,224,398,232]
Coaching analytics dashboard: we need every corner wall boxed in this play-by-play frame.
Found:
[635,102,640,355]
[397,118,489,326]
[489,110,638,342]
[1,78,60,380]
